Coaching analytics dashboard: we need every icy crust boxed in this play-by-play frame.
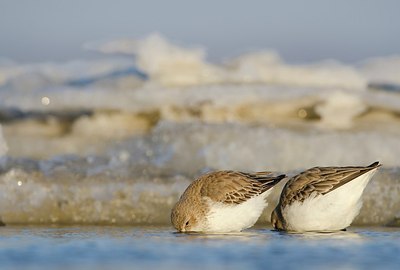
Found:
[4,116,400,169]
[0,172,184,225]
[135,123,400,172]
[0,122,399,226]
[3,118,400,170]
[0,124,7,157]
[0,156,398,226]
[0,157,191,225]
[357,168,400,226]
[2,85,400,132]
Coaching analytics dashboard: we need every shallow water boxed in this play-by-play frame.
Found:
[0,226,399,270]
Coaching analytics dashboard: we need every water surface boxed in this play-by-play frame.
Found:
[0,226,399,270]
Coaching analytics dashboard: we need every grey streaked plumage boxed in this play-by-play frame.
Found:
[271,162,381,232]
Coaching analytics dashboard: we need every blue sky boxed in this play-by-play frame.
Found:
[1,0,399,63]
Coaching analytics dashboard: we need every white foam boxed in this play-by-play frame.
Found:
[1,35,399,122]
[131,33,224,87]
[315,90,367,129]
[87,34,367,89]
[4,82,400,118]
[86,34,225,87]
[227,51,366,89]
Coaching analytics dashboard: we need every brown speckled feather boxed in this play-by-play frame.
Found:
[279,161,381,208]
[199,171,286,205]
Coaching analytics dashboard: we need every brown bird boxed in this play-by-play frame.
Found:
[271,161,381,232]
[171,170,286,232]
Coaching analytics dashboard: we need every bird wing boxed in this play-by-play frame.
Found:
[279,161,381,208]
[200,171,286,205]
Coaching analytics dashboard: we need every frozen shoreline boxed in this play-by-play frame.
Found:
[0,155,398,226]
[0,35,399,227]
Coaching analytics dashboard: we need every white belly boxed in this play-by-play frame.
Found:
[283,169,377,232]
[204,190,271,232]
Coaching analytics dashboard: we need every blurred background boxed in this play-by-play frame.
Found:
[0,0,399,225]
[1,0,400,63]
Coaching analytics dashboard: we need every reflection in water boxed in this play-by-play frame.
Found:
[172,229,271,243]
[276,229,364,241]
[172,227,367,243]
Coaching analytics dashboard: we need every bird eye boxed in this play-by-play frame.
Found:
[185,220,190,226]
